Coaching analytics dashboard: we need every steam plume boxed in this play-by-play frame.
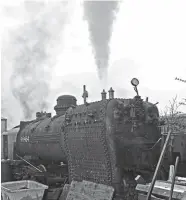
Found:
[7,1,72,120]
[83,1,119,82]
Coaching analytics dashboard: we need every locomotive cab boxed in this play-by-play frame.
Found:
[106,79,161,173]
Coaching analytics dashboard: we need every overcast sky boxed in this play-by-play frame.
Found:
[1,0,186,128]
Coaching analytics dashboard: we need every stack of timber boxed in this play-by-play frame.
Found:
[136,177,186,200]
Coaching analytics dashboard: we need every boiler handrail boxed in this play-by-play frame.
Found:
[16,154,42,173]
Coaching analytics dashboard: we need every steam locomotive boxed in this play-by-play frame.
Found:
[11,78,160,197]
[7,78,186,199]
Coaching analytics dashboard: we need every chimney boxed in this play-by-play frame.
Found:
[108,87,114,99]
[101,89,107,100]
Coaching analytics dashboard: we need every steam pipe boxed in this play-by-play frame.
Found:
[134,86,139,96]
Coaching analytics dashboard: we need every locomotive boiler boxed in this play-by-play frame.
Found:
[15,78,162,198]
[16,95,77,164]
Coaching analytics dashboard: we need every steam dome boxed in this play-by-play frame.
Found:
[54,95,77,116]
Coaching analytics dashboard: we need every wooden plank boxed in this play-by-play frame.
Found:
[154,180,186,193]
[176,177,186,186]
[66,180,114,200]
[82,180,114,199]
[66,191,92,200]
[137,180,186,192]
[69,181,84,193]
[176,177,186,182]
[181,191,186,200]
[138,193,164,200]
[59,184,70,200]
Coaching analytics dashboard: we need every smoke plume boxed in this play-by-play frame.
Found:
[83,1,119,82]
[2,1,72,121]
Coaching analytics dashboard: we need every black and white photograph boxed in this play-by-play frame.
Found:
[1,0,186,199]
